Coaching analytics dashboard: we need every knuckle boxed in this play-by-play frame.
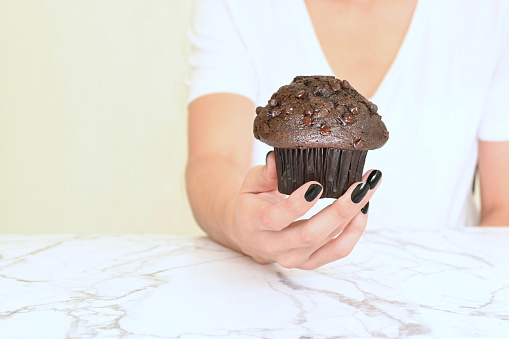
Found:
[261,211,277,230]
[257,170,268,186]
[252,256,272,265]
[333,245,352,259]
[299,262,319,270]
[354,218,368,232]
[300,228,322,247]
[263,209,285,231]
[276,255,302,269]
[259,241,277,257]
[330,200,351,221]
[285,197,301,213]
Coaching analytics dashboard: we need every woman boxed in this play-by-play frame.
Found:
[185,0,509,269]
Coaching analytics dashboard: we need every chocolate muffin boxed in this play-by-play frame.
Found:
[253,75,389,198]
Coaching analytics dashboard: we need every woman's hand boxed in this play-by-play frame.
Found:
[187,93,382,269]
[230,151,382,270]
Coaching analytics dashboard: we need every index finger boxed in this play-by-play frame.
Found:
[277,169,382,249]
[259,181,323,231]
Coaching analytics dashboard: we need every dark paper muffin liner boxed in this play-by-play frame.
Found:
[274,148,368,199]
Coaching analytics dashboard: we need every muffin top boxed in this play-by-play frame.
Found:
[253,76,389,150]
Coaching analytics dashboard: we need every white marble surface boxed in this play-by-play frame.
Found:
[1,228,508,339]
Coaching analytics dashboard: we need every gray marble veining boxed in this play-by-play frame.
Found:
[1,228,508,338]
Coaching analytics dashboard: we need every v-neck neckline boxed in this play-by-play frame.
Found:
[295,0,422,102]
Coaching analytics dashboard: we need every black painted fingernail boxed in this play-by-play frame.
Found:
[351,183,370,203]
[361,201,370,214]
[265,151,272,166]
[366,170,382,190]
[305,184,322,202]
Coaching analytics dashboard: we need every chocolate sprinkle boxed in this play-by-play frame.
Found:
[269,99,278,107]
[351,107,359,115]
[354,139,363,148]
[295,90,306,98]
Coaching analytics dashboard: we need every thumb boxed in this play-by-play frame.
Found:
[241,151,279,194]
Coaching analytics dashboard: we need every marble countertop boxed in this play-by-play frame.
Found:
[1,227,508,338]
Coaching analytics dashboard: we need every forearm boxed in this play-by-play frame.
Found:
[478,141,509,227]
[186,156,246,251]
[479,206,509,227]
[186,93,255,249]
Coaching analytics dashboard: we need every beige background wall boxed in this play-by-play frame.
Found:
[0,0,203,235]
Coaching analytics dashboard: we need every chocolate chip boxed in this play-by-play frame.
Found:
[271,109,282,117]
[255,106,264,115]
[354,139,363,148]
[351,107,359,115]
[343,113,355,124]
[263,123,270,134]
[342,80,350,89]
[320,125,331,134]
[269,99,278,107]
[328,78,342,91]
[303,116,313,126]
[295,90,306,98]
[304,108,314,116]
[370,103,378,113]
[284,106,293,115]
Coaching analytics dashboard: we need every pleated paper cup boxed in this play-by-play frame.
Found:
[274,147,368,199]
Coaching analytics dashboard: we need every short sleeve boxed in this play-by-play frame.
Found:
[186,0,258,104]
[478,8,509,141]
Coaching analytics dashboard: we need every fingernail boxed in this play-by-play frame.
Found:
[366,170,382,190]
[361,201,370,214]
[305,184,322,202]
[351,183,370,203]
[265,151,272,166]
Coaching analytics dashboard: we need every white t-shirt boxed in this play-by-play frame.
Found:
[187,0,509,230]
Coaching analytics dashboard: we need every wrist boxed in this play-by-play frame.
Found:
[222,198,244,253]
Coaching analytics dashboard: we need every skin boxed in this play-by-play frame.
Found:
[186,0,509,270]
[187,93,379,269]
[304,0,419,99]
[478,141,509,226]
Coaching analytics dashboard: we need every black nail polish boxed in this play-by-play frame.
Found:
[361,201,370,214]
[305,184,322,202]
[366,170,382,190]
[351,183,370,203]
